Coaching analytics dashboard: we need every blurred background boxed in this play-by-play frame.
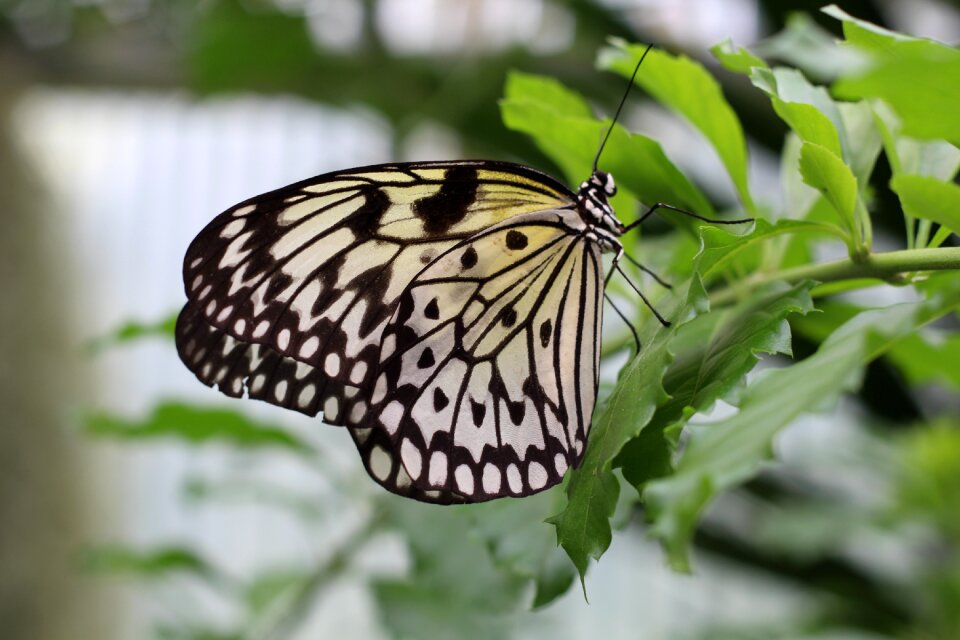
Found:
[2,1,959,639]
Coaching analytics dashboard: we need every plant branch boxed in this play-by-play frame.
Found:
[710,247,960,306]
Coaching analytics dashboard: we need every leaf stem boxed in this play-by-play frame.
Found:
[710,247,960,306]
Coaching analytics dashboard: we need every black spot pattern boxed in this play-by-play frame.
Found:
[470,399,486,426]
[413,166,479,234]
[434,387,449,411]
[507,399,525,425]
[539,319,552,348]
[506,230,528,250]
[460,247,478,269]
[502,306,518,327]
[424,298,440,320]
[417,347,435,369]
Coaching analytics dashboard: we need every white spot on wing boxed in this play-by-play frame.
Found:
[277,328,290,350]
[349,400,367,424]
[371,374,388,404]
[554,453,568,476]
[324,396,339,422]
[300,336,319,358]
[220,218,245,238]
[400,438,422,481]
[528,461,547,490]
[428,451,447,487]
[324,353,341,376]
[454,465,474,495]
[350,361,367,385]
[506,464,522,493]
[370,446,392,481]
[482,463,501,495]
[379,400,404,435]
[298,384,315,408]
[274,380,288,402]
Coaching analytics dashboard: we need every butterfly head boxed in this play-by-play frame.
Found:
[578,170,625,239]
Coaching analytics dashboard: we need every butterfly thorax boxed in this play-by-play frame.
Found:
[576,170,624,253]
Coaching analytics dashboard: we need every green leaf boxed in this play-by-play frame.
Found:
[753,12,867,81]
[750,67,845,158]
[646,278,960,570]
[873,101,960,180]
[86,313,178,354]
[696,219,845,281]
[372,501,531,639]
[464,490,574,608]
[82,402,313,453]
[618,281,815,491]
[81,545,214,580]
[243,569,313,618]
[548,278,707,582]
[711,39,767,75]
[599,40,754,212]
[798,142,858,237]
[502,71,592,118]
[501,73,715,216]
[891,175,960,234]
[826,7,960,145]
[822,4,920,51]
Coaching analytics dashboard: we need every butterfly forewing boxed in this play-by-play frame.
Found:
[365,209,604,501]
[182,161,573,397]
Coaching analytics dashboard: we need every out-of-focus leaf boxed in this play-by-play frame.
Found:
[891,175,960,235]
[82,402,313,453]
[501,72,714,216]
[823,4,921,50]
[618,281,815,491]
[548,278,706,582]
[153,625,242,640]
[896,420,960,538]
[826,7,960,145]
[243,569,313,618]
[794,298,960,392]
[373,501,530,639]
[837,101,883,185]
[873,101,960,180]
[799,142,858,238]
[600,40,754,212]
[183,477,326,520]
[87,313,178,354]
[81,545,213,580]
[646,277,960,570]
[465,489,573,608]
[711,39,767,75]
[781,132,821,219]
[753,12,867,81]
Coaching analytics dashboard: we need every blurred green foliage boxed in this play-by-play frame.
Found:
[46,2,960,639]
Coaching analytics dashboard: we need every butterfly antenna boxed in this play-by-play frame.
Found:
[593,43,655,172]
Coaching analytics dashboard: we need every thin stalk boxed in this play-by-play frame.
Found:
[710,247,960,306]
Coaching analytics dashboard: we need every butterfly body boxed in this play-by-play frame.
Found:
[177,160,627,503]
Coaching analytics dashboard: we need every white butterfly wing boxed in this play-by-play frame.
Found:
[364,209,604,500]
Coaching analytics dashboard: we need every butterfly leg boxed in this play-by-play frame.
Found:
[605,247,670,335]
[620,252,672,289]
[604,292,641,352]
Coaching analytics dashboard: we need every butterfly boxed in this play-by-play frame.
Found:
[175,45,747,504]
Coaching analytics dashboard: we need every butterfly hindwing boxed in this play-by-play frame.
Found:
[365,209,604,501]
[182,161,573,396]
[176,302,466,503]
